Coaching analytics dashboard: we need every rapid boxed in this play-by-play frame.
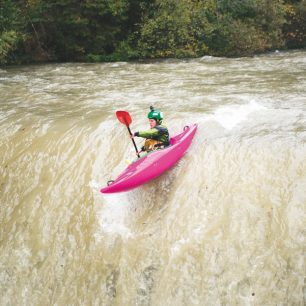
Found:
[0,50,305,305]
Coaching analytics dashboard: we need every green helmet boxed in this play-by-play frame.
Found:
[147,106,163,122]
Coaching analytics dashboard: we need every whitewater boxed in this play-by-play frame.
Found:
[0,50,305,305]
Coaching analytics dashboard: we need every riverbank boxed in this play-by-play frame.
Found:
[1,1,305,66]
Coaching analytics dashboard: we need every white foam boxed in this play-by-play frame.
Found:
[212,101,266,130]
[171,238,189,257]
[89,179,101,191]
[95,194,132,240]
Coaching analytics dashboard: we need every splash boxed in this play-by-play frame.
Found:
[95,193,133,240]
[212,101,266,130]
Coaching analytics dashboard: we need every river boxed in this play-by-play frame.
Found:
[0,50,305,305]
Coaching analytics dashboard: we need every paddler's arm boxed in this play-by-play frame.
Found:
[134,128,159,139]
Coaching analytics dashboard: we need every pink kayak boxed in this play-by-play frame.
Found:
[100,124,197,193]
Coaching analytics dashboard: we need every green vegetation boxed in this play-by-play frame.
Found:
[0,0,305,64]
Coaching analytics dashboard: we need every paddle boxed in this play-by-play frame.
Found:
[116,110,140,158]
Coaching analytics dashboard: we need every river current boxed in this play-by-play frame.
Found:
[0,51,305,305]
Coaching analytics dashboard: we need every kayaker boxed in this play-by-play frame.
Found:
[131,106,170,154]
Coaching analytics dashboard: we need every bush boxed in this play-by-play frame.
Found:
[1,0,305,64]
[283,1,306,48]
[0,30,23,64]
[137,0,212,58]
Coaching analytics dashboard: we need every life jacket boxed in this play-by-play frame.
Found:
[152,125,169,145]
[138,124,170,152]
[143,139,165,152]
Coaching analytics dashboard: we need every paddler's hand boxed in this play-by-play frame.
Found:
[131,132,139,138]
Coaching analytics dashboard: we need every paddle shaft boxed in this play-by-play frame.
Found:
[115,110,140,159]
[127,125,140,158]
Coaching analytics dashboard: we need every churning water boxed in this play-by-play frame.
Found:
[0,51,305,305]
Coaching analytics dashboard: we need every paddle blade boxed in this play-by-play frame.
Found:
[116,110,132,126]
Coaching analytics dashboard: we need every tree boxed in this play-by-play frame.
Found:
[137,0,214,58]
[0,0,24,64]
[283,0,306,48]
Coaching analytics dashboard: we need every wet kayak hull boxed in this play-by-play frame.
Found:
[100,124,197,193]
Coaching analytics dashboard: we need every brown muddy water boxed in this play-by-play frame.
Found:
[0,51,305,305]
